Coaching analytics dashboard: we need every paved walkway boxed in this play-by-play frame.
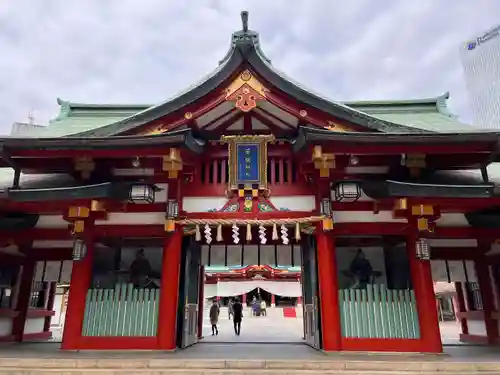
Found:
[202,307,303,343]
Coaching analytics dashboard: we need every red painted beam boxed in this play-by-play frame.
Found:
[200,107,238,130]
[182,210,316,220]
[300,142,493,156]
[255,107,296,129]
[127,92,226,135]
[212,111,245,134]
[251,111,290,134]
[11,147,188,158]
[334,222,409,235]
[265,89,368,132]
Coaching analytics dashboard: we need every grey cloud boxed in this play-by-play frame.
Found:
[0,0,499,134]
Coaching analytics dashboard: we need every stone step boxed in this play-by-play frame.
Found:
[0,370,490,375]
[0,358,498,374]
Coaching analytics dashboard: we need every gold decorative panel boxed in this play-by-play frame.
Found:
[225,70,269,112]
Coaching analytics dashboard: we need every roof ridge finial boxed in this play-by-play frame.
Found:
[241,10,249,32]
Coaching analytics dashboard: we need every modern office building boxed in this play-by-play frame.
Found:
[461,23,500,129]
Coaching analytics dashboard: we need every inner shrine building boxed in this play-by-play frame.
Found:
[2,12,500,353]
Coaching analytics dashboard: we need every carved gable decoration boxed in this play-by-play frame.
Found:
[324,121,358,133]
[225,70,268,112]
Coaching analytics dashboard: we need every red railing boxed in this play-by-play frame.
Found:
[197,157,298,186]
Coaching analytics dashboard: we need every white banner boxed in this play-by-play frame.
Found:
[207,280,302,297]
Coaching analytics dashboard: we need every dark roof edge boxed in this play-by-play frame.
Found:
[292,126,500,152]
[8,181,134,202]
[0,129,204,154]
[361,179,495,200]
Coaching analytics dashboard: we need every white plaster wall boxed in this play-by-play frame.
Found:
[24,317,45,335]
[51,294,64,327]
[435,214,470,227]
[431,260,477,282]
[334,211,406,223]
[336,246,387,288]
[36,215,68,228]
[269,196,315,211]
[182,197,228,212]
[155,183,168,202]
[0,317,13,336]
[467,319,487,336]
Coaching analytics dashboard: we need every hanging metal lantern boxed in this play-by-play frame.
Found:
[166,199,179,218]
[72,238,87,261]
[320,198,332,217]
[415,238,431,260]
[129,183,155,204]
[332,181,361,203]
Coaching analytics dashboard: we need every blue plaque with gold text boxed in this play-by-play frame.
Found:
[236,143,260,184]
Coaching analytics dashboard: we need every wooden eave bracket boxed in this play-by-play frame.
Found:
[65,204,107,228]
[162,148,183,179]
[392,198,440,232]
[312,145,335,178]
[74,156,95,180]
[402,153,426,178]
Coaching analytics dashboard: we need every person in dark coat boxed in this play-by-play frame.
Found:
[130,249,152,288]
[349,249,373,289]
[232,297,243,335]
[209,299,220,335]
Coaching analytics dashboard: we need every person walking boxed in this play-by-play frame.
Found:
[228,298,234,320]
[260,299,267,317]
[209,299,220,336]
[232,297,243,335]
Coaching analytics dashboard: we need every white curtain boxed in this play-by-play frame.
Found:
[211,280,302,297]
[204,284,218,298]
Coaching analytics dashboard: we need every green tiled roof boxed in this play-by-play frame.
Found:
[344,93,475,133]
[33,92,474,137]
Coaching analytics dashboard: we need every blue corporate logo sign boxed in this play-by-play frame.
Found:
[467,41,477,50]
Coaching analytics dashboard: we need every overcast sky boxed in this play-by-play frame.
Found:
[0,1,498,135]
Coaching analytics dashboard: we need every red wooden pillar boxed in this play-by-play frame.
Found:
[407,233,442,353]
[157,227,183,350]
[43,282,57,332]
[271,294,276,306]
[241,294,247,305]
[455,282,468,334]
[12,258,36,341]
[61,238,94,350]
[316,227,341,351]
[197,265,205,340]
[475,258,499,344]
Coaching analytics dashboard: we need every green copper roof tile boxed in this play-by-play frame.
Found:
[38,93,474,137]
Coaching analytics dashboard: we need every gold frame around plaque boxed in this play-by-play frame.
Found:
[221,135,275,191]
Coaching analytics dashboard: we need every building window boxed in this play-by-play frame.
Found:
[467,282,483,310]
[29,281,47,309]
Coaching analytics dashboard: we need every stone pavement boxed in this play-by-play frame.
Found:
[202,307,303,343]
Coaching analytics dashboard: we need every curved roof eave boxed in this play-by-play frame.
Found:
[247,47,425,133]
